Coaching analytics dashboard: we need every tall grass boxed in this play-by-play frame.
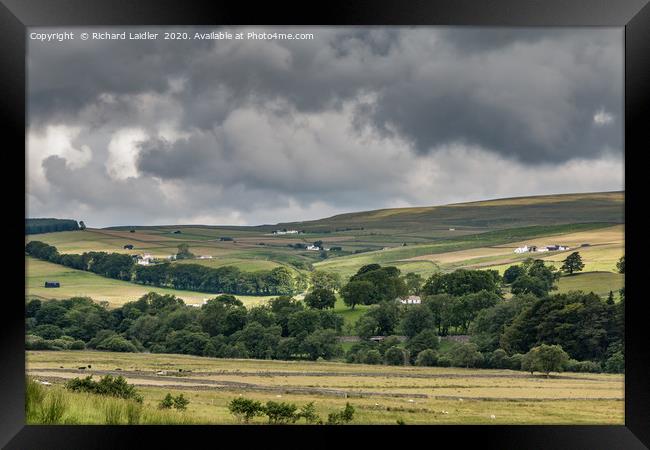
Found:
[102,399,124,425]
[125,401,143,425]
[39,390,68,424]
[25,377,46,422]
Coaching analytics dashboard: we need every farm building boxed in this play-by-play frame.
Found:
[546,245,569,251]
[272,229,300,235]
[44,281,60,288]
[398,295,422,305]
[306,245,320,251]
[514,245,531,254]
[123,244,134,249]
[173,230,182,234]
[198,255,213,259]
[136,253,155,265]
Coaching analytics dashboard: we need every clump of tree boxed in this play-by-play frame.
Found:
[561,252,584,275]
[341,264,407,309]
[304,288,337,310]
[503,259,560,297]
[26,218,80,234]
[27,292,344,363]
[26,241,301,296]
[227,397,353,425]
[175,243,195,260]
[65,375,143,403]
[521,344,570,377]
[158,393,190,410]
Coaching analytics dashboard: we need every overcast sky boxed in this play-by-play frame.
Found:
[27,27,624,228]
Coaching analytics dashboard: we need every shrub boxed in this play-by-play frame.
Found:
[437,355,452,367]
[173,394,190,411]
[327,403,355,424]
[159,393,174,409]
[33,324,63,340]
[415,349,438,367]
[65,375,143,403]
[605,351,624,374]
[507,353,524,370]
[39,390,68,424]
[297,402,321,424]
[384,346,409,366]
[489,349,509,369]
[363,349,382,365]
[451,343,484,368]
[265,401,298,424]
[228,397,265,423]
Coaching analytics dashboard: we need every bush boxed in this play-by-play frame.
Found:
[297,402,322,424]
[33,324,63,340]
[65,375,143,403]
[507,353,524,370]
[173,394,190,411]
[604,351,624,373]
[489,349,509,369]
[569,360,602,373]
[384,346,409,366]
[363,349,382,365]
[96,335,138,353]
[265,401,298,424]
[437,355,452,367]
[159,393,174,409]
[228,397,265,423]
[451,343,484,368]
[327,403,355,424]
[415,349,438,367]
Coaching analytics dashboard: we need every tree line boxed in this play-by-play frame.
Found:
[26,292,343,361]
[25,241,300,296]
[26,218,83,235]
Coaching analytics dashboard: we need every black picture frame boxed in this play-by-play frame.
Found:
[2,1,649,448]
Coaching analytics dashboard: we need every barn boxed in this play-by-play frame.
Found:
[123,244,134,249]
[44,281,60,288]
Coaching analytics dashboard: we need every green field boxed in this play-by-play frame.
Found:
[26,350,624,425]
[556,272,624,298]
[26,257,273,307]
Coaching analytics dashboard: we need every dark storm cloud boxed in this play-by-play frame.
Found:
[29,27,622,164]
[27,27,624,227]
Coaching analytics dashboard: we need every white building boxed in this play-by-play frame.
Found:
[514,246,530,254]
[273,229,300,235]
[398,295,422,305]
[136,253,155,265]
[306,245,320,251]
[198,255,213,259]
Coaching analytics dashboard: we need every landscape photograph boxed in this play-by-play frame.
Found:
[25,26,624,425]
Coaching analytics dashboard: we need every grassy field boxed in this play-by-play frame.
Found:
[25,191,624,316]
[556,272,624,298]
[25,257,274,307]
[26,350,624,425]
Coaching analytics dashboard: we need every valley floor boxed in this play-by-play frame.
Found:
[26,350,624,425]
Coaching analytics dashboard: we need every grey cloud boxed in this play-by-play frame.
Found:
[27,27,624,226]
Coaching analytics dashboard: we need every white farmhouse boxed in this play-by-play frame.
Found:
[306,245,320,251]
[136,253,155,265]
[398,295,422,305]
[514,246,530,254]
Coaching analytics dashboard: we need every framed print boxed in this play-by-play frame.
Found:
[1,0,649,448]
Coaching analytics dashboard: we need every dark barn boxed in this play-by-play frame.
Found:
[123,244,134,249]
[44,281,60,288]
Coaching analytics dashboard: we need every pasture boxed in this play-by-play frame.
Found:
[25,257,273,307]
[26,350,624,425]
